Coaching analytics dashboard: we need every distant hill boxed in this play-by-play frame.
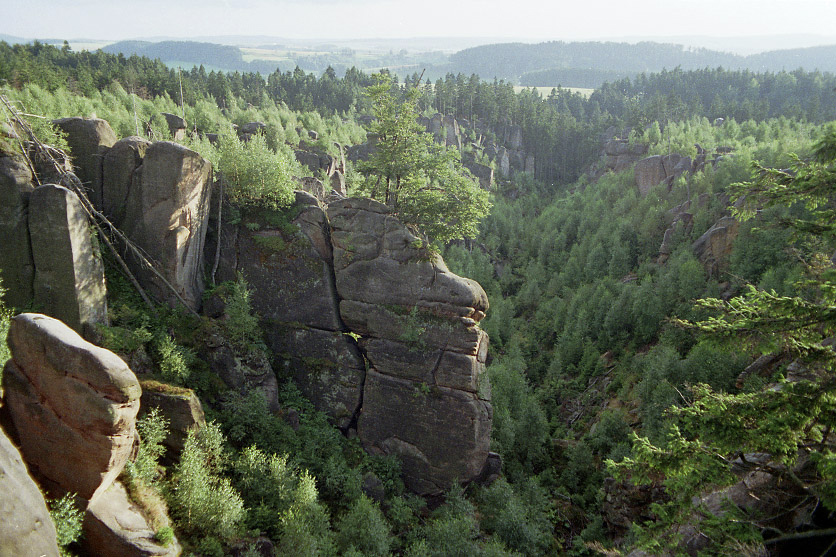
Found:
[101,40,281,74]
[446,41,836,88]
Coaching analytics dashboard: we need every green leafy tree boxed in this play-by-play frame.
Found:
[610,125,836,553]
[358,73,491,245]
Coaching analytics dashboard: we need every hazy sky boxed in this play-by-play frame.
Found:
[4,0,836,43]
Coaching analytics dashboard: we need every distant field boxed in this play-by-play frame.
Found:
[513,86,594,98]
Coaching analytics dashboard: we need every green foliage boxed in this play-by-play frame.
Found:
[614,125,836,553]
[335,495,392,556]
[154,526,175,546]
[233,445,333,548]
[358,73,491,245]
[216,129,297,209]
[124,408,169,486]
[220,273,262,351]
[153,334,193,384]
[168,422,245,543]
[0,276,11,379]
[476,478,554,556]
[48,493,84,554]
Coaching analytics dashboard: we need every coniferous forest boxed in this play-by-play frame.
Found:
[2,39,836,556]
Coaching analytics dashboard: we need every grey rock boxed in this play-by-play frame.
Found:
[139,381,206,459]
[52,117,117,209]
[29,184,108,332]
[101,136,151,225]
[0,427,60,557]
[122,142,212,310]
[0,155,35,309]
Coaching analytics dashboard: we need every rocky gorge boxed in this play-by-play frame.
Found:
[0,115,495,555]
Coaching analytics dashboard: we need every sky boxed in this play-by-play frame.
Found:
[3,0,836,47]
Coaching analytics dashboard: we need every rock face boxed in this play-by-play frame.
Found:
[328,197,492,495]
[0,427,60,557]
[0,154,35,309]
[28,184,108,332]
[211,191,365,428]
[52,117,118,208]
[102,136,152,224]
[692,216,740,277]
[2,313,141,502]
[121,141,212,310]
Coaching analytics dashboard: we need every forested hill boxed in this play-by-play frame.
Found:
[448,40,836,86]
[102,40,281,74]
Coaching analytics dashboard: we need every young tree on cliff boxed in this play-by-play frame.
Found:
[610,125,836,554]
[357,73,491,246]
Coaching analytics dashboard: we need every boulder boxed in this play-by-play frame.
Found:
[2,314,141,502]
[82,480,180,557]
[101,136,152,225]
[28,184,108,332]
[0,427,60,557]
[496,147,510,178]
[139,380,206,459]
[328,197,492,494]
[52,117,117,208]
[160,113,186,142]
[121,142,212,310]
[0,155,35,309]
[239,122,266,135]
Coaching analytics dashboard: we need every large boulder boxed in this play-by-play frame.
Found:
[121,141,212,310]
[2,313,141,502]
[160,113,186,142]
[0,155,35,309]
[82,480,180,557]
[328,197,492,495]
[52,117,117,208]
[28,184,108,332]
[634,155,667,196]
[0,427,60,557]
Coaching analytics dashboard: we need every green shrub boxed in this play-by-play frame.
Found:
[154,334,192,384]
[335,495,392,556]
[48,493,84,554]
[124,408,169,486]
[216,129,297,210]
[221,273,262,350]
[168,422,245,543]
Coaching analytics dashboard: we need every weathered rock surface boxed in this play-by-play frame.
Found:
[82,480,180,557]
[161,113,186,142]
[692,216,740,277]
[102,136,152,224]
[2,313,141,502]
[121,141,212,310]
[210,191,364,427]
[28,184,108,332]
[0,155,35,309]
[634,153,692,196]
[328,197,492,494]
[52,117,118,207]
[0,426,60,557]
[139,381,205,459]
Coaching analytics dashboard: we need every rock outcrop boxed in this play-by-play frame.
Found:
[0,154,35,309]
[328,197,492,495]
[52,117,118,208]
[0,427,60,557]
[120,141,212,310]
[692,216,740,277]
[101,136,152,224]
[139,380,206,459]
[2,313,141,502]
[210,191,365,428]
[29,184,108,332]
